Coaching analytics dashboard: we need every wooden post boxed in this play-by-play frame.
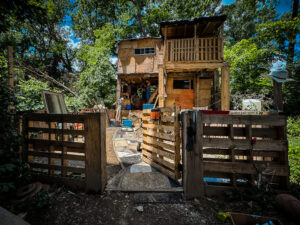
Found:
[116,77,121,109]
[194,24,199,60]
[213,70,220,110]
[85,113,107,192]
[174,106,181,179]
[158,65,164,107]
[273,80,283,111]
[183,110,204,199]
[277,118,289,188]
[221,66,230,110]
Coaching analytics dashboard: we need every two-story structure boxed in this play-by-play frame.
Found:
[116,15,230,110]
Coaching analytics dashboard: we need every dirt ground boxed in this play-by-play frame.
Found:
[25,188,296,225]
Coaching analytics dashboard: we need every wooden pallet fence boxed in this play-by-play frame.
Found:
[21,112,106,192]
[142,106,181,180]
[182,111,289,199]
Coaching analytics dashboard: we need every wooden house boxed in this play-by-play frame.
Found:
[116,15,230,110]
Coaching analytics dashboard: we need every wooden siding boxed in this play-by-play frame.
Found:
[118,38,163,74]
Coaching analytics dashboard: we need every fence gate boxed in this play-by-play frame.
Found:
[182,110,289,199]
[142,106,181,180]
[20,112,106,192]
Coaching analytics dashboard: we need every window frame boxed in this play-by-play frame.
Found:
[173,79,194,90]
[134,47,156,56]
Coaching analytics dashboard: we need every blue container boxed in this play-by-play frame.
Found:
[123,119,132,127]
[126,104,131,110]
[143,104,154,109]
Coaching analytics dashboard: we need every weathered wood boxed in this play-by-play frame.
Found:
[183,111,205,199]
[203,161,289,176]
[24,113,86,123]
[158,65,165,107]
[84,113,106,192]
[29,162,85,173]
[273,80,283,111]
[143,150,175,170]
[27,127,84,135]
[202,138,288,151]
[142,123,175,132]
[28,139,85,149]
[221,65,230,110]
[142,143,175,160]
[143,129,175,141]
[202,114,286,126]
[28,151,85,161]
[143,136,175,151]
[142,156,175,180]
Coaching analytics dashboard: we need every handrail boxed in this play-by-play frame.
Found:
[166,37,223,62]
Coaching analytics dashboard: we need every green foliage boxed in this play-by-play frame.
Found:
[224,39,274,94]
[289,137,300,185]
[287,116,300,137]
[257,15,300,57]
[220,0,278,46]
[16,76,53,111]
[0,56,29,206]
[287,116,300,185]
[76,24,117,108]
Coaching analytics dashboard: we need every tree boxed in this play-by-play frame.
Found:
[76,24,117,108]
[220,0,278,46]
[224,39,274,94]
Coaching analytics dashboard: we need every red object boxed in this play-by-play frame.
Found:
[202,110,230,115]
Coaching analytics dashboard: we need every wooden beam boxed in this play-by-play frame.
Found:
[273,80,283,111]
[116,77,121,108]
[165,62,223,72]
[158,65,164,107]
[221,66,230,110]
[213,70,220,110]
[182,111,205,199]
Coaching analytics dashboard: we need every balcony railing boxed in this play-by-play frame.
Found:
[166,37,223,62]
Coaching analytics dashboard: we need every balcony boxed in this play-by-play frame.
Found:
[166,37,223,63]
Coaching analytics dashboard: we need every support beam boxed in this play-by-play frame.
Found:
[158,65,165,107]
[221,66,230,110]
[116,77,121,109]
[213,70,220,110]
[273,80,283,111]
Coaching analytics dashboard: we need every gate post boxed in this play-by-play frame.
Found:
[85,113,107,192]
[182,110,205,199]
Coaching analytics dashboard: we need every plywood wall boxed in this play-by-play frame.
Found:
[118,38,163,74]
[165,74,195,109]
[165,73,213,109]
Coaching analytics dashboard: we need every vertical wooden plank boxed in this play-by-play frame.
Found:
[22,115,29,164]
[212,70,220,110]
[246,124,254,185]
[174,106,181,179]
[229,124,236,187]
[183,111,204,199]
[85,113,107,192]
[221,66,230,110]
[62,122,68,177]
[194,24,199,61]
[158,65,165,107]
[277,118,289,188]
[273,81,283,111]
[116,77,121,109]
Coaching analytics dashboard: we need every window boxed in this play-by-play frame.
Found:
[134,47,155,56]
[173,80,194,89]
